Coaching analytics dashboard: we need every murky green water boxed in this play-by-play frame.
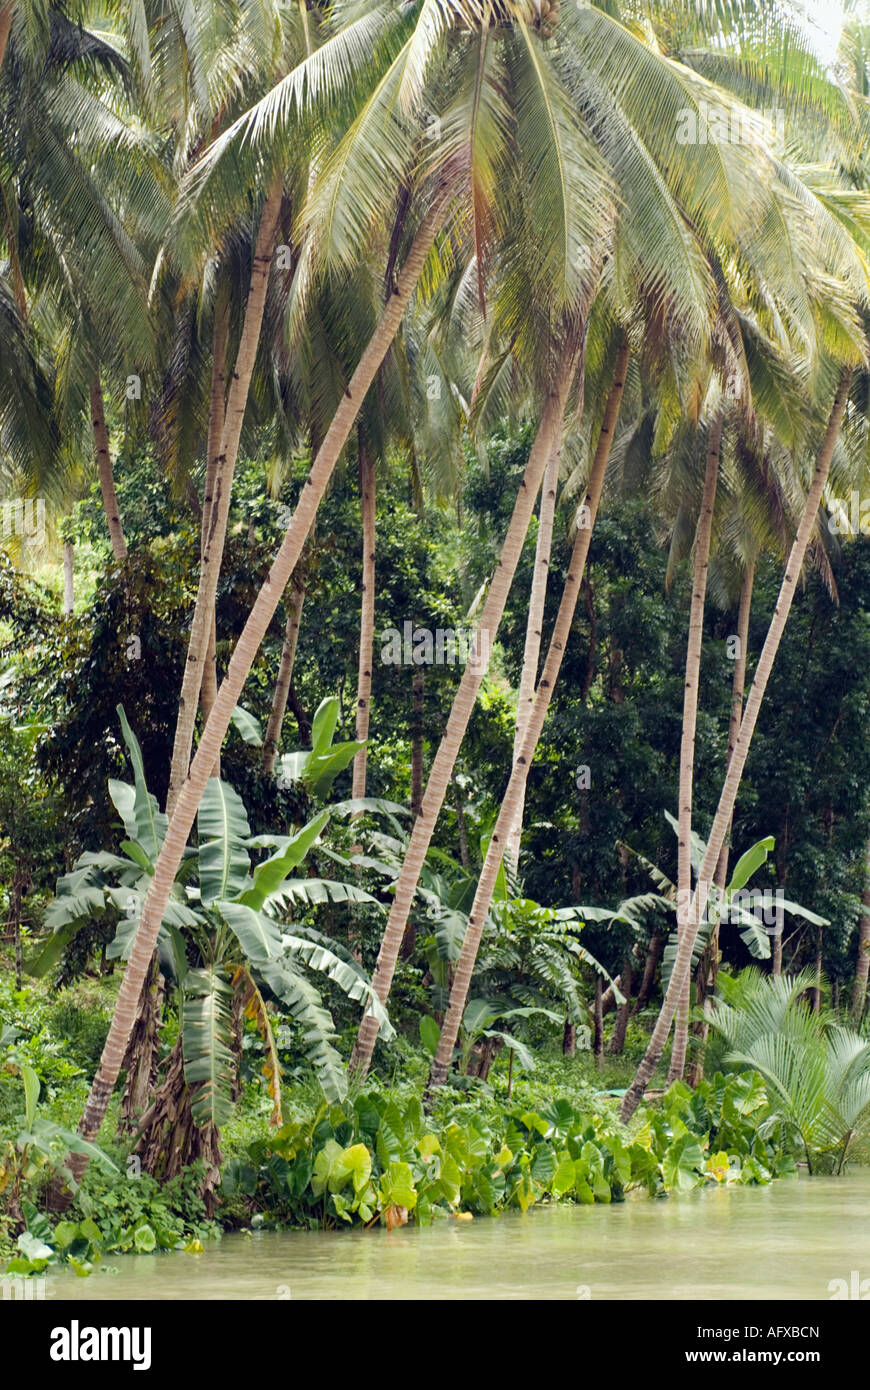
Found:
[49,1171,870,1300]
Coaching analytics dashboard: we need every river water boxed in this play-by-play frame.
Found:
[49,1170,870,1300]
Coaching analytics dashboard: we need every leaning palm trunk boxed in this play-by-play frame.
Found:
[410,668,424,816]
[504,437,561,869]
[687,556,755,1084]
[91,377,127,562]
[166,180,283,814]
[198,304,229,773]
[669,417,721,1084]
[70,190,454,1161]
[263,558,308,775]
[620,369,852,1122]
[348,345,584,1079]
[427,341,630,1091]
[352,436,376,799]
[851,843,870,1022]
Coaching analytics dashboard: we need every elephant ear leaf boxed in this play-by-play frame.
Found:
[198,779,252,906]
[239,810,330,910]
[115,704,168,862]
[182,968,235,1128]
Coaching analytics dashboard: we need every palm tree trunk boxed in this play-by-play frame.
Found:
[669,417,721,1085]
[91,377,127,563]
[62,540,74,616]
[349,341,584,1079]
[352,433,376,799]
[0,3,14,71]
[71,188,455,1160]
[263,564,308,776]
[426,340,630,1091]
[688,557,754,1084]
[199,303,229,777]
[851,843,870,1022]
[504,436,560,869]
[410,669,424,816]
[167,179,283,814]
[620,368,852,1122]
[454,775,470,868]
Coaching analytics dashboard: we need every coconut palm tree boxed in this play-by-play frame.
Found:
[668,410,723,1083]
[427,330,631,1090]
[351,0,830,1077]
[0,1,165,552]
[621,362,858,1120]
[70,0,616,1144]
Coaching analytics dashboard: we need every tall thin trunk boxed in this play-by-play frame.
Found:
[633,930,665,1015]
[91,378,127,563]
[620,369,852,1121]
[352,434,377,799]
[454,776,470,869]
[167,180,283,814]
[504,437,560,869]
[608,952,633,1055]
[349,342,584,1079]
[62,541,74,616]
[0,3,14,71]
[199,304,229,778]
[851,842,870,1022]
[688,557,754,1084]
[669,418,721,1085]
[263,565,307,776]
[593,975,604,1068]
[410,669,424,816]
[426,341,630,1091]
[71,188,455,1160]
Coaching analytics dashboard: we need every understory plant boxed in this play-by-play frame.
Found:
[221,1069,796,1231]
[707,968,870,1173]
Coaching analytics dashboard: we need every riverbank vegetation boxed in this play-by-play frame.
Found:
[4,0,870,1280]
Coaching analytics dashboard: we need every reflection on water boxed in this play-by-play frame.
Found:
[49,1171,870,1301]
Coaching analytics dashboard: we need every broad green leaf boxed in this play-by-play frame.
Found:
[661,1134,705,1192]
[419,1015,440,1056]
[115,706,168,861]
[239,810,330,911]
[182,968,235,1129]
[198,779,252,906]
[310,697,340,755]
[22,1064,40,1131]
[728,836,776,892]
[230,705,264,746]
[218,901,283,966]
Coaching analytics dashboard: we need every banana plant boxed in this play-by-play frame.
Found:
[274,696,366,799]
[31,706,393,1119]
[415,844,620,1054]
[618,813,830,990]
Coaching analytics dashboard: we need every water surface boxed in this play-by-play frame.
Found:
[50,1171,870,1300]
